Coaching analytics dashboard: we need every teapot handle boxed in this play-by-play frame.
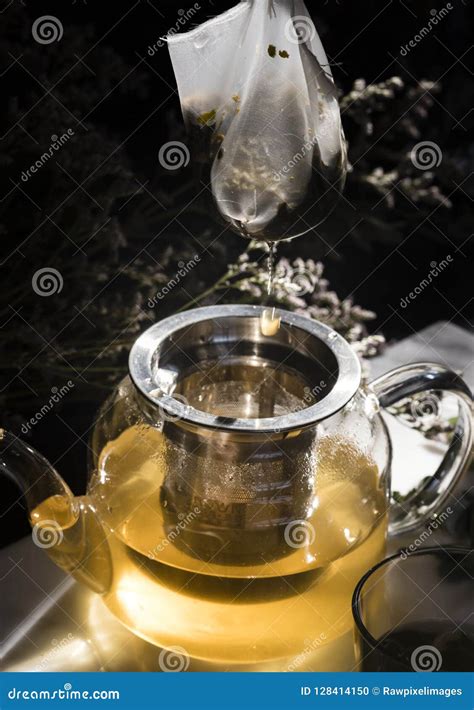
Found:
[369,363,473,535]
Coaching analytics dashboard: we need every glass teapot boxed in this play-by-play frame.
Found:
[2,305,472,671]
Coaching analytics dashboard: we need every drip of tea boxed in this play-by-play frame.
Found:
[260,241,281,336]
[260,307,281,336]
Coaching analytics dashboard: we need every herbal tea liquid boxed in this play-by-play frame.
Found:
[31,424,385,670]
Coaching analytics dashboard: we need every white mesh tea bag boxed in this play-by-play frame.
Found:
[168,0,347,242]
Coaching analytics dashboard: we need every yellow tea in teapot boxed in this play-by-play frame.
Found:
[32,425,387,671]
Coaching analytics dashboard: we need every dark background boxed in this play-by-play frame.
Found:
[1,0,473,544]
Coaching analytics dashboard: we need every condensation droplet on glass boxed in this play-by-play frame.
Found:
[193,34,209,49]
[364,392,380,419]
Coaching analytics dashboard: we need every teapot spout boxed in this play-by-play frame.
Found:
[0,430,112,594]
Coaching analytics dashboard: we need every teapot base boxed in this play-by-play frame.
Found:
[98,516,387,669]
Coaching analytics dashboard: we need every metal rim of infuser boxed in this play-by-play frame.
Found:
[129,304,361,434]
